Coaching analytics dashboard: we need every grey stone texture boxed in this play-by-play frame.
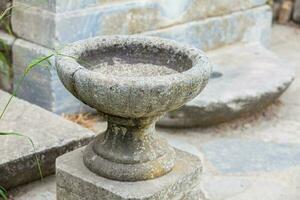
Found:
[56,148,203,200]
[56,36,210,182]
[158,43,295,128]
[202,138,300,173]
[146,6,272,51]
[12,39,89,113]
[294,0,300,23]
[0,30,15,91]
[0,90,94,189]
[56,36,211,119]
[12,0,268,48]
[12,5,272,114]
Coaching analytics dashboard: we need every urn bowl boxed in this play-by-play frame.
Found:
[56,36,211,119]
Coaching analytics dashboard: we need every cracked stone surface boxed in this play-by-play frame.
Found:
[9,25,300,200]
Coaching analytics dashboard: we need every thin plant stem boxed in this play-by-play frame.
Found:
[0,186,8,200]
[0,132,43,180]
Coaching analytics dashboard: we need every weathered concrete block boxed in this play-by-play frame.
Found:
[0,90,95,189]
[145,6,272,51]
[12,39,90,113]
[12,0,267,48]
[294,0,300,23]
[56,148,202,200]
[0,30,15,91]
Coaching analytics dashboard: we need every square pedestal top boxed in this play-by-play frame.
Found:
[56,147,203,200]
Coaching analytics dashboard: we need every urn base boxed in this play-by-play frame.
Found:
[56,147,203,200]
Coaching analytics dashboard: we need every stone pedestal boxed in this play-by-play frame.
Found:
[56,148,202,200]
[55,36,208,200]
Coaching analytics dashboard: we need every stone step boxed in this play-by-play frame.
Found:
[145,6,271,52]
[12,6,272,114]
[0,90,95,189]
[158,42,295,128]
[11,0,268,48]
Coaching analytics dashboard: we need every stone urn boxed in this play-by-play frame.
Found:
[56,36,211,182]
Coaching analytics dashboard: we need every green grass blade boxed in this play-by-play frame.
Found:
[0,186,8,200]
[0,54,54,120]
[0,132,43,180]
[25,54,54,75]
[0,52,10,76]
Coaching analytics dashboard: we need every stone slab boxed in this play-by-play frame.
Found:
[145,6,272,51]
[56,148,202,200]
[0,30,15,91]
[11,1,268,48]
[0,90,95,189]
[293,0,300,23]
[14,0,267,13]
[158,43,295,128]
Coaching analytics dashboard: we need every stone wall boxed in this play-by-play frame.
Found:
[12,0,268,48]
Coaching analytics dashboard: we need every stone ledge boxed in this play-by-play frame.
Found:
[0,90,95,189]
[145,6,272,51]
[56,148,202,200]
[12,1,268,48]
